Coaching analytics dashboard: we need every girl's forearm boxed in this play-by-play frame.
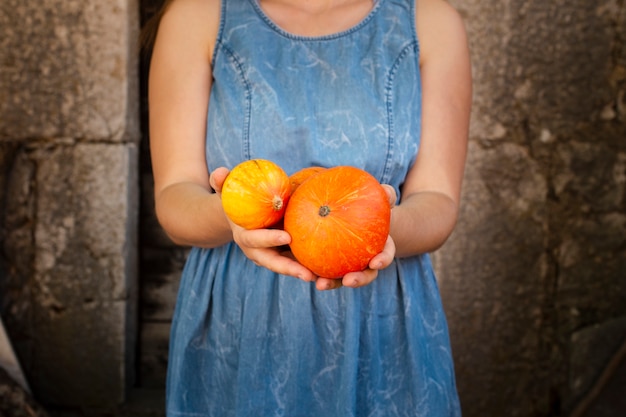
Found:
[155,182,233,248]
[390,191,459,257]
[156,182,459,255]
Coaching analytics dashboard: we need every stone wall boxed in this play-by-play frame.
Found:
[0,0,140,409]
[435,0,626,415]
[0,0,624,415]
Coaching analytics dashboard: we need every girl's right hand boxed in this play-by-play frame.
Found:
[231,224,318,282]
[209,167,318,282]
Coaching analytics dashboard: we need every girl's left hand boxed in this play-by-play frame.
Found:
[315,235,396,290]
[315,183,398,291]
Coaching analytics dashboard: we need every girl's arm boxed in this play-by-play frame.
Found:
[149,0,318,281]
[149,0,231,247]
[389,0,472,257]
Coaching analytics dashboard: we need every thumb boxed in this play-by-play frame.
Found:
[381,184,397,207]
[210,167,230,193]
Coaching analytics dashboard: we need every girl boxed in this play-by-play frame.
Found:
[146,0,471,415]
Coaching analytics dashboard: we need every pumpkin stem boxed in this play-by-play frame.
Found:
[272,195,284,211]
[318,205,331,217]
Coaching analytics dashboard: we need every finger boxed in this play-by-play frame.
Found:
[381,184,397,207]
[209,167,230,193]
[342,268,378,288]
[251,249,317,282]
[315,277,343,291]
[368,236,396,270]
[235,227,291,249]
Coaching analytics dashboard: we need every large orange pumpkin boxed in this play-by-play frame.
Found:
[221,159,291,229]
[284,166,391,278]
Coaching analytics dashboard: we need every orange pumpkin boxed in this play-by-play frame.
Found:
[289,166,326,193]
[221,159,291,229]
[283,166,391,278]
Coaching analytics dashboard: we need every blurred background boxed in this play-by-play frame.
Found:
[0,0,624,416]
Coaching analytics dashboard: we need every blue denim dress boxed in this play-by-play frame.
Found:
[166,0,462,415]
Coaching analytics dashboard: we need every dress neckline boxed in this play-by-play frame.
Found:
[250,0,383,41]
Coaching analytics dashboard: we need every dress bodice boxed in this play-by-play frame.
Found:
[206,0,422,197]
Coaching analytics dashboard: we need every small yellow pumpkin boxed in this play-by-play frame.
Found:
[221,159,291,229]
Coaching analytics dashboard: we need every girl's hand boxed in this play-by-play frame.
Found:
[210,167,318,282]
[316,183,398,291]
[231,225,317,282]
[211,169,397,288]
[315,235,396,290]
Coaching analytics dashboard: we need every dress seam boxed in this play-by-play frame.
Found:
[210,0,227,68]
[383,40,419,183]
[215,41,253,161]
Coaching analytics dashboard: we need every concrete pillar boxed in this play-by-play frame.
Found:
[0,0,140,408]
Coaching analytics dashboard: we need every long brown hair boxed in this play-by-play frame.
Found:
[140,0,176,52]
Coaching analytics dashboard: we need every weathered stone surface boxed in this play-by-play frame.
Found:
[139,322,170,389]
[2,143,139,407]
[569,317,626,405]
[456,0,622,142]
[0,0,140,142]
[434,141,552,417]
[437,1,626,416]
[0,367,50,417]
[31,143,138,407]
[1,0,141,409]
[578,339,626,417]
[140,247,184,322]
[1,0,624,415]
[0,144,38,381]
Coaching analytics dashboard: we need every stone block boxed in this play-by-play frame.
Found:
[0,0,140,142]
[17,142,139,407]
[1,0,141,409]
[458,0,619,138]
